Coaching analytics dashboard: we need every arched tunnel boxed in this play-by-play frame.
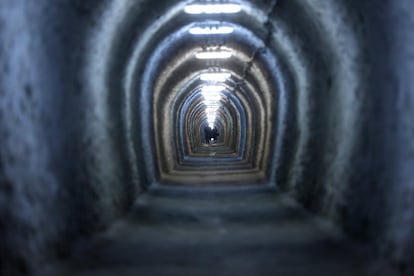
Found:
[1,0,414,275]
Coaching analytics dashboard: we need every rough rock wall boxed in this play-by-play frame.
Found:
[0,1,140,274]
[274,0,414,272]
[342,1,414,272]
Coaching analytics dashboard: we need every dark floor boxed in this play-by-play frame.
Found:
[43,186,396,276]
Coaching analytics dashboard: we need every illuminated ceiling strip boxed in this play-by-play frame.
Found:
[184,4,242,14]
[201,85,225,93]
[199,72,231,82]
[203,96,222,102]
[202,91,222,101]
[206,107,219,113]
[195,51,232,59]
[189,26,234,35]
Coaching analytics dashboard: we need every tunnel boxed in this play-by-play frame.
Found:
[1,0,414,275]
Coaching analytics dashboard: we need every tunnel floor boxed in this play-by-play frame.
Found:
[43,187,388,276]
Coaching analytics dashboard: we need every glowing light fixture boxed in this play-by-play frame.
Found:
[203,95,222,102]
[201,85,225,93]
[200,84,227,127]
[202,90,222,101]
[202,86,223,107]
[195,51,232,59]
[189,26,234,35]
[206,105,220,112]
[200,72,231,82]
[207,113,217,127]
[184,4,241,14]
[205,105,220,127]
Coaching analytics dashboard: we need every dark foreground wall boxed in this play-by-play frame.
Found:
[275,1,414,272]
[343,0,414,270]
[291,1,414,273]
[0,1,140,274]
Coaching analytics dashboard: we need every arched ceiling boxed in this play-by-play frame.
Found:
[83,0,362,187]
[138,1,284,185]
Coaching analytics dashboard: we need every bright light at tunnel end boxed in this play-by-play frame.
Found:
[184,4,242,14]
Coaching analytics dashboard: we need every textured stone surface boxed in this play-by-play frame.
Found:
[0,1,139,274]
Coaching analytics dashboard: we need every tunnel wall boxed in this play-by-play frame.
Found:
[272,0,414,272]
[342,0,414,270]
[0,0,414,274]
[0,1,141,274]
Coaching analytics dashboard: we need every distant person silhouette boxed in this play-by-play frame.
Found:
[210,126,219,143]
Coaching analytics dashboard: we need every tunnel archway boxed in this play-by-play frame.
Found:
[1,0,414,275]
[137,6,284,186]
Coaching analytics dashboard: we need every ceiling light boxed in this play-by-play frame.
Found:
[207,113,217,125]
[195,51,232,59]
[202,91,222,101]
[184,4,242,14]
[201,85,225,93]
[202,86,223,102]
[203,96,222,103]
[189,26,234,35]
[206,105,220,120]
[205,105,220,112]
[199,72,231,82]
